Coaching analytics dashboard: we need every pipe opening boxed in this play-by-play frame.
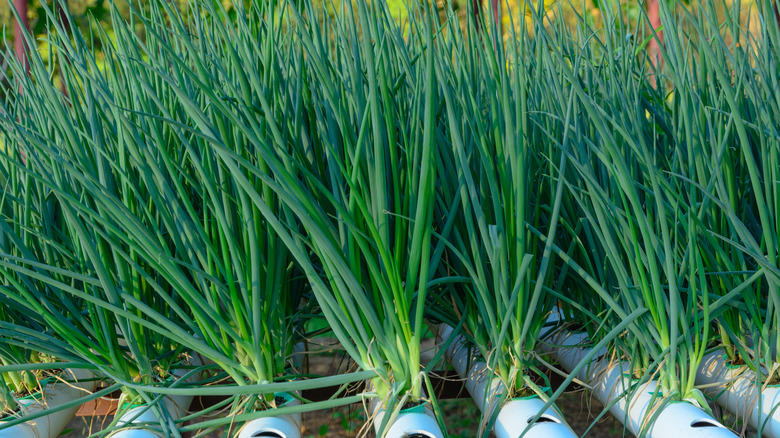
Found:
[251,432,285,438]
[690,419,723,428]
[405,432,438,438]
[527,414,561,425]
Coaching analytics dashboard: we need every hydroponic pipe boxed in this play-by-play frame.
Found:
[237,397,301,438]
[0,368,96,438]
[695,350,780,437]
[541,331,737,438]
[369,394,444,438]
[236,343,305,438]
[434,325,577,438]
[108,355,203,438]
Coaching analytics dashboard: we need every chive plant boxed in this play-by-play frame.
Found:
[557,23,713,415]
[719,0,780,378]
[0,91,93,414]
[0,124,50,413]
[1,1,323,433]
[191,1,455,431]
[544,0,780,421]
[433,0,573,408]
[260,0,443,409]
[651,0,769,372]
[74,0,318,417]
[3,0,780,435]
[0,76,103,419]
[669,0,780,378]
[599,0,780,391]
[0,3,227,435]
[501,1,718,417]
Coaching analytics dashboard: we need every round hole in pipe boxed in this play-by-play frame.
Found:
[690,419,723,428]
[527,414,561,425]
[251,431,285,438]
[405,432,439,438]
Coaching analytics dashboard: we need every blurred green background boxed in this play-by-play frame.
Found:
[1,0,762,43]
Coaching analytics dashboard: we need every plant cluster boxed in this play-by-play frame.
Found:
[0,0,778,436]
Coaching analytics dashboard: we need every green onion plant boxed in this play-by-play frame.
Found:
[433,0,573,409]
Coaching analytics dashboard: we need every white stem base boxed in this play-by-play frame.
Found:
[109,355,202,438]
[110,392,196,438]
[0,369,96,438]
[696,350,780,436]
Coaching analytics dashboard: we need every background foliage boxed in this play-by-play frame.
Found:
[0,0,760,41]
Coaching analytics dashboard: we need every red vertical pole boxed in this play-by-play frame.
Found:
[13,0,30,75]
[58,2,70,34]
[473,0,483,31]
[647,0,664,69]
[774,0,780,28]
[472,0,500,41]
[56,0,71,96]
[13,0,30,164]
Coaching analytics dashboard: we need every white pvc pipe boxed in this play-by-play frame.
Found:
[434,325,577,438]
[0,368,97,438]
[366,372,444,438]
[109,354,203,438]
[237,397,301,438]
[695,350,780,436]
[235,343,306,438]
[541,331,737,438]
[370,396,444,438]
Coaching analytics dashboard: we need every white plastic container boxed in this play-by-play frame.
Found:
[370,396,444,438]
[235,343,306,438]
[109,354,203,438]
[434,324,577,438]
[494,398,576,438]
[237,413,301,438]
[366,372,444,438]
[236,393,302,438]
[695,349,780,436]
[541,331,737,438]
[0,368,97,438]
